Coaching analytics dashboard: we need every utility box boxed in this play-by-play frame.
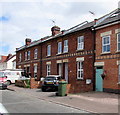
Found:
[57,81,67,96]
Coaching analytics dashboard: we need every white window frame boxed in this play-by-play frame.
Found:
[34,48,38,59]
[117,33,120,52]
[77,61,84,79]
[63,40,68,53]
[19,53,22,62]
[118,64,120,82]
[47,64,51,76]
[102,36,110,53]
[58,42,62,54]
[25,52,27,61]
[77,36,84,50]
[27,51,30,60]
[34,65,37,78]
[47,45,51,56]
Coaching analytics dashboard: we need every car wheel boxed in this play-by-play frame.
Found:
[7,80,11,85]
[42,87,46,92]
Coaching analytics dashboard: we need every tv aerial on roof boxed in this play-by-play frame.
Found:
[51,19,56,26]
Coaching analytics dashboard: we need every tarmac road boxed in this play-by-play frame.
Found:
[0,89,89,114]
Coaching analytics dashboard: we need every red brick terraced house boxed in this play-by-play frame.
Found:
[94,9,120,93]
[16,20,96,93]
[16,9,120,93]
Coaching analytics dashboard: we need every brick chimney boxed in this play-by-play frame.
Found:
[25,38,31,45]
[94,19,98,24]
[51,26,60,36]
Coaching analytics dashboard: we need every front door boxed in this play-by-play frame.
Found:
[65,63,68,83]
[58,63,62,76]
[96,68,103,91]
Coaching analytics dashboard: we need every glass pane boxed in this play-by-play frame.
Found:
[80,36,84,42]
[78,71,80,78]
[107,45,110,52]
[78,37,80,43]
[106,37,110,44]
[103,46,106,52]
[103,37,106,44]
[118,34,120,42]
[81,71,83,78]
[118,43,120,51]
[58,42,62,53]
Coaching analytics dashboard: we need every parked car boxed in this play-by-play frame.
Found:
[41,75,61,92]
[0,72,7,89]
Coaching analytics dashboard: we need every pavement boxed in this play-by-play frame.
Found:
[7,85,119,114]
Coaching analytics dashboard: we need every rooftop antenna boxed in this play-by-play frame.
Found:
[89,11,95,16]
[51,19,56,26]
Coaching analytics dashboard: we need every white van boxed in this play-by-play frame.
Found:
[1,69,25,85]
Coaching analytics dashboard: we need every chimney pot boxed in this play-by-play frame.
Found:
[61,30,66,34]
[25,38,31,45]
[51,26,60,36]
[94,19,97,24]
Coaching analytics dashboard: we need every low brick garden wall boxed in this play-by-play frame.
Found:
[30,78,42,89]
[15,79,30,88]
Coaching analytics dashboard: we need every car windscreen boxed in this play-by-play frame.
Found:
[0,72,5,78]
[45,77,56,80]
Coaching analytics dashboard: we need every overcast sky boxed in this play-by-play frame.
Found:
[0,0,119,55]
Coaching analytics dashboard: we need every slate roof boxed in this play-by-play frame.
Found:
[95,8,120,28]
[16,8,119,52]
[16,21,95,52]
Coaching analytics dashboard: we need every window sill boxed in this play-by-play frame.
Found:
[46,55,51,58]
[117,82,120,85]
[77,78,84,81]
[56,53,62,56]
[116,51,120,53]
[76,49,84,52]
[100,52,111,55]
[62,52,69,54]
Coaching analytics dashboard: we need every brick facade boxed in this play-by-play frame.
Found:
[16,9,120,93]
[95,23,120,93]
[40,29,95,93]
[16,25,95,93]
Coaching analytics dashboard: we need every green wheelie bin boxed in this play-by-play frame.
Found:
[57,81,67,96]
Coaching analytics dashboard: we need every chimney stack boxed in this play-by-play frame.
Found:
[51,26,60,36]
[25,38,31,45]
[94,19,98,24]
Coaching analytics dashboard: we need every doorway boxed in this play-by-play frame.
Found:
[64,63,68,83]
[57,63,62,76]
[96,67,103,92]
